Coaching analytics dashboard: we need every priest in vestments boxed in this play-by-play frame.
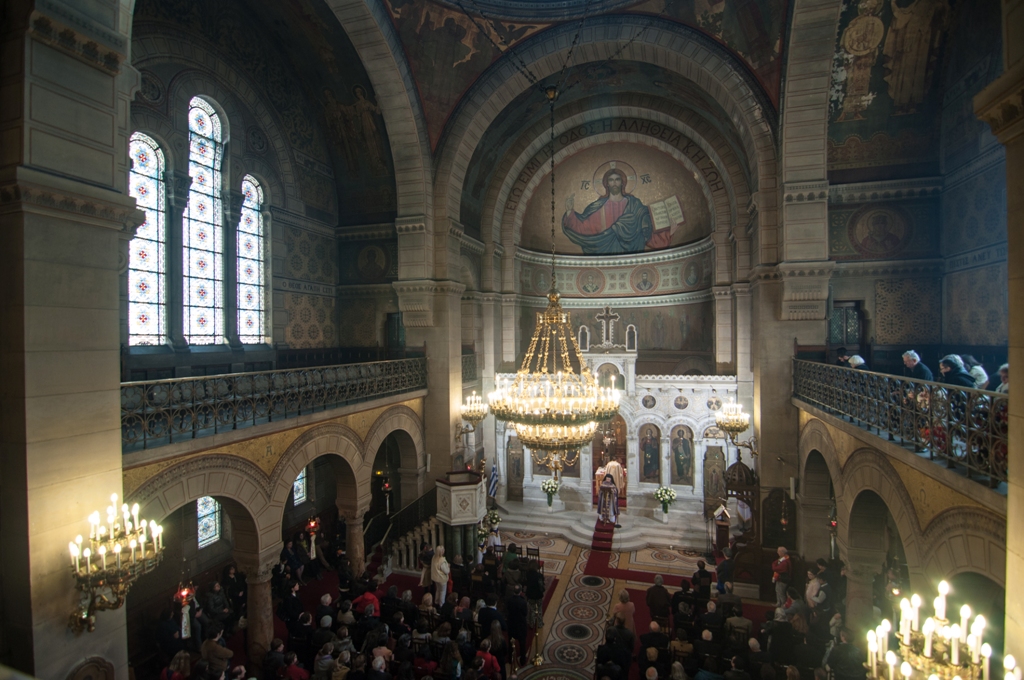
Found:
[604,456,625,495]
[597,474,620,526]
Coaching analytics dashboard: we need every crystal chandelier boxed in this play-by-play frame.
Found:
[716,398,758,456]
[68,492,165,633]
[488,86,620,462]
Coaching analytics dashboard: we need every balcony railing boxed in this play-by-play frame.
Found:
[462,353,478,383]
[793,359,1008,486]
[121,357,428,453]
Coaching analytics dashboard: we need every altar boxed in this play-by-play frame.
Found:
[493,307,752,521]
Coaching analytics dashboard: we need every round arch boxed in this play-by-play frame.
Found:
[920,506,1007,587]
[434,16,777,234]
[361,404,427,474]
[271,423,370,513]
[126,454,275,557]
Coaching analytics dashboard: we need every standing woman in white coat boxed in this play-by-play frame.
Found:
[431,545,451,607]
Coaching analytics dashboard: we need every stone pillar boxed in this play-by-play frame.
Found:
[394,281,465,482]
[713,286,734,372]
[167,171,191,355]
[0,4,142,676]
[975,36,1024,657]
[244,563,276,674]
[224,189,244,352]
[842,552,881,636]
[501,294,517,364]
[480,293,499,477]
[345,512,367,576]
[797,496,832,563]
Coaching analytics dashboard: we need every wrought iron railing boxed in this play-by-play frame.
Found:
[121,357,428,452]
[793,360,1008,486]
[462,353,478,383]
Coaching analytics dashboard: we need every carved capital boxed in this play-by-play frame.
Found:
[975,60,1024,144]
[0,175,144,239]
[396,215,427,235]
[777,261,836,321]
[782,181,829,204]
[392,279,467,327]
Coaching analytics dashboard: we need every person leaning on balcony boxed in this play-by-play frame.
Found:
[996,364,1009,393]
[939,355,976,388]
[848,355,867,370]
[961,355,989,389]
[835,348,851,367]
[902,350,933,381]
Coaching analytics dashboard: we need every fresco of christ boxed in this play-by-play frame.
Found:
[562,168,653,255]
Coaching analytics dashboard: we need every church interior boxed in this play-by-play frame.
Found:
[2,0,1023,678]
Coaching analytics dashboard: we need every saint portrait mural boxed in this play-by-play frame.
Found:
[519,143,712,256]
[357,245,390,281]
[639,425,661,483]
[670,425,695,487]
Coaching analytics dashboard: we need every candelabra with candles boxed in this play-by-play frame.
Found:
[715,399,759,457]
[456,391,489,444]
[864,580,1010,680]
[67,493,165,633]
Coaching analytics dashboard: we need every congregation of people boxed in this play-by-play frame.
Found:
[595,547,862,680]
[153,519,547,680]
[833,347,1008,393]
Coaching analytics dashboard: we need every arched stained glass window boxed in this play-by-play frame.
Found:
[237,175,266,344]
[197,496,221,548]
[184,96,225,345]
[293,467,307,505]
[128,132,167,345]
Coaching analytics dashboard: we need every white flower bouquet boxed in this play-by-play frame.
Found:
[654,486,676,512]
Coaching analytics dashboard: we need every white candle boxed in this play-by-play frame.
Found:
[114,543,122,569]
[886,651,897,680]
[121,502,130,529]
[869,640,878,678]
[901,661,912,680]
[900,598,909,632]
[937,581,950,620]
[129,539,137,563]
[106,508,115,537]
[69,542,79,571]
[880,620,891,653]
[99,545,106,570]
[131,503,139,532]
[83,547,91,573]
[969,635,979,663]
[951,624,961,665]
[911,594,922,631]
[975,616,987,652]
[960,605,972,642]
[923,617,935,657]
[983,644,993,680]
[139,534,146,559]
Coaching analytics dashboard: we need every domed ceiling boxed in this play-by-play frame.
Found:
[385,0,789,149]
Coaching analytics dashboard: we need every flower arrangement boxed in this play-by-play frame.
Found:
[540,478,560,506]
[485,510,502,528]
[654,486,677,512]
[477,525,491,545]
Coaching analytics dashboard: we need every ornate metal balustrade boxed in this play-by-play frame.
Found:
[462,353,478,383]
[121,358,428,452]
[793,359,1008,486]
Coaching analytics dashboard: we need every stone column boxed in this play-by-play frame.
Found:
[224,189,244,353]
[346,511,367,576]
[975,39,1024,657]
[244,563,276,674]
[167,171,191,357]
[501,293,518,364]
[796,496,833,563]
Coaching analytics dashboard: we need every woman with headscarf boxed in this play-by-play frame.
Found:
[597,474,619,526]
[431,546,451,607]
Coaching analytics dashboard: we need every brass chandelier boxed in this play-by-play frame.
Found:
[488,86,620,463]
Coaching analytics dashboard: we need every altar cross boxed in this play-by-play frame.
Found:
[596,306,619,345]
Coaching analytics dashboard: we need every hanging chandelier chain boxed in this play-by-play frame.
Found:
[549,96,557,281]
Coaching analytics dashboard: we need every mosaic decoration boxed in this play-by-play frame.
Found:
[942,164,1007,255]
[553,303,716,353]
[943,263,1008,345]
[874,278,942,345]
[386,0,788,151]
[196,496,221,549]
[237,175,266,344]
[286,227,338,285]
[184,97,225,345]
[521,142,712,255]
[340,240,398,284]
[828,199,939,261]
[674,396,689,410]
[576,268,606,296]
[128,132,167,346]
[285,293,338,349]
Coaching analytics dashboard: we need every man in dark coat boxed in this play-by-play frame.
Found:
[645,575,672,625]
[505,585,529,664]
[691,561,713,601]
[477,593,507,634]
[939,355,977,387]
[902,350,933,381]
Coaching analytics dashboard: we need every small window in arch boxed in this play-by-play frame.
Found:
[128,132,167,345]
[293,468,308,506]
[197,496,221,548]
[237,175,266,344]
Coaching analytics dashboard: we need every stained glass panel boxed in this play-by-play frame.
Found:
[128,132,167,345]
[184,96,225,345]
[293,468,307,506]
[197,495,221,548]
[238,175,266,344]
